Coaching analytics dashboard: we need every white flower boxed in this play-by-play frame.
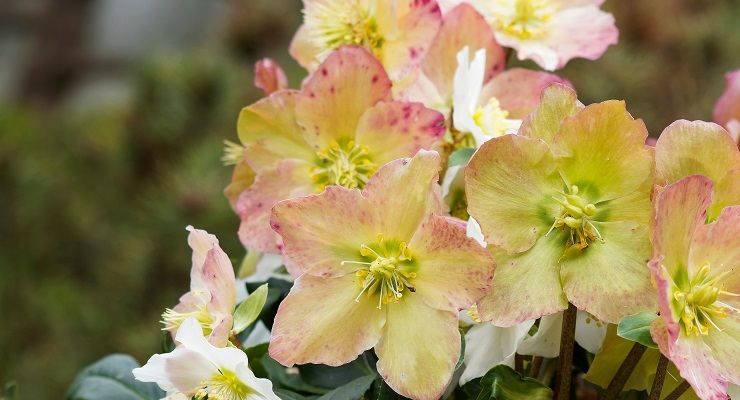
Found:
[133,317,280,400]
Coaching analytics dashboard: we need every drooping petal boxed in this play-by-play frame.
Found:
[519,83,579,145]
[713,70,740,128]
[575,311,608,354]
[269,274,385,367]
[295,46,392,150]
[466,134,561,254]
[560,221,654,324]
[409,214,494,313]
[237,91,315,171]
[355,101,445,166]
[375,294,460,400]
[254,58,288,96]
[479,68,570,119]
[237,160,315,253]
[655,120,740,186]
[477,236,569,326]
[270,185,377,277]
[552,100,653,202]
[517,313,563,357]
[459,320,536,384]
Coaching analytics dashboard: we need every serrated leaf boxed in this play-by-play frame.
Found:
[449,147,476,167]
[476,365,552,400]
[65,354,164,400]
[232,283,269,335]
[316,375,375,400]
[617,311,658,349]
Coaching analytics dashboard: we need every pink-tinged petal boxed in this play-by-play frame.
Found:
[224,159,255,210]
[362,150,444,242]
[289,24,321,72]
[409,214,494,313]
[199,249,236,316]
[237,90,315,171]
[186,226,221,291]
[655,120,740,186]
[295,46,392,150]
[466,134,561,254]
[480,68,571,119]
[270,185,377,277]
[559,221,655,324]
[237,160,314,253]
[254,58,288,96]
[355,101,445,166]
[422,3,505,100]
[375,294,460,400]
[663,335,730,400]
[543,6,618,70]
[269,274,385,367]
[704,315,740,386]
[689,206,740,300]
[379,0,442,80]
[552,100,653,202]
[519,83,579,145]
[713,70,740,128]
[477,236,569,326]
[708,169,740,221]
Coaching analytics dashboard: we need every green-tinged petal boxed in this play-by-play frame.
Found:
[703,315,740,385]
[707,169,740,221]
[552,100,653,202]
[270,186,377,277]
[295,46,392,150]
[477,235,568,326]
[479,69,571,119]
[224,159,255,210]
[421,3,505,100]
[593,190,652,225]
[519,83,579,145]
[237,160,314,253]
[269,274,385,367]
[289,24,321,72]
[237,90,315,171]
[375,294,460,400]
[662,334,732,400]
[560,221,654,324]
[355,101,445,166]
[655,120,740,186]
[409,214,494,313]
[466,134,561,253]
[362,150,444,242]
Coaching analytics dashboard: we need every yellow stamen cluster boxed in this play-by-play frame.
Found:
[195,369,253,400]
[221,140,245,166]
[494,0,555,40]
[472,97,518,138]
[312,140,376,190]
[672,264,738,336]
[162,291,214,335]
[546,185,603,250]
[342,234,417,309]
[305,0,384,58]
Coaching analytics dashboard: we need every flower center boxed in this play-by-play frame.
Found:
[196,368,253,400]
[342,235,417,309]
[672,264,738,336]
[472,98,522,138]
[305,0,384,58]
[493,0,554,40]
[546,185,603,251]
[162,291,214,335]
[312,140,377,190]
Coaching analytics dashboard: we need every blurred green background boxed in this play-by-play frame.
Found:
[0,0,737,398]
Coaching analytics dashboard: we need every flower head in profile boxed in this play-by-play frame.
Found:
[232,46,444,258]
[162,226,236,347]
[268,150,493,400]
[713,70,740,145]
[447,0,617,71]
[649,176,740,400]
[133,317,280,400]
[290,0,441,79]
[465,84,655,326]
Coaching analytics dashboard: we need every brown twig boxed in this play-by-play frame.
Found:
[602,342,647,400]
[663,380,691,400]
[648,354,670,400]
[515,353,525,374]
[529,356,544,379]
[556,303,577,400]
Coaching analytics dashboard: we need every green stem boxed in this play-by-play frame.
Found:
[602,342,647,400]
[663,380,690,400]
[556,303,577,400]
[648,354,669,400]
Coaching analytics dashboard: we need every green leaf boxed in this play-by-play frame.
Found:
[617,312,658,349]
[2,382,17,400]
[475,365,552,400]
[316,375,375,400]
[449,147,476,167]
[245,342,270,378]
[261,355,329,395]
[374,378,411,400]
[232,283,269,335]
[298,357,370,389]
[274,389,317,400]
[65,354,164,400]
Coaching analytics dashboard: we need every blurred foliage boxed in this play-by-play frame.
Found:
[0,0,738,398]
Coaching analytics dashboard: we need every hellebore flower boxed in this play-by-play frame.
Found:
[268,151,494,400]
[133,317,280,400]
[162,226,236,347]
[446,0,618,71]
[253,58,288,96]
[290,0,441,79]
[655,120,740,221]
[649,176,740,400]
[234,46,444,257]
[465,84,655,326]
[713,70,740,145]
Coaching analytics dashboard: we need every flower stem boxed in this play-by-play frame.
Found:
[556,303,577,400]
[602,342,647,400]
[529,356,543,379]
[663,380,690,400]
[648,354,669,400]
[515,354,525,374]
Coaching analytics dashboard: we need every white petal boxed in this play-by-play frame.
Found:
[460,319,535,384]
[164,349,218,394]
[466,217,487,247]
[441,165,462,198]
[517,313,563,357]
[235,363,282,400]
[453,46,487,134]
[244,320,272,348]
[133,353,177,393]
[574,311,607,353]
[245,253,289,283]
[175,317,248,372]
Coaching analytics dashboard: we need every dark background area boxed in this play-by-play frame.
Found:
[0,0,737,398]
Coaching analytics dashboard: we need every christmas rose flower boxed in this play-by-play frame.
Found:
[268,150,494,400]
[162,226,236,347]
[713,69,740,145]
[649,175,739,400]
[465,84,655,326]
[233,46,444,257]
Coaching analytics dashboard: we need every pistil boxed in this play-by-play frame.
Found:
[312,140,376,190]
